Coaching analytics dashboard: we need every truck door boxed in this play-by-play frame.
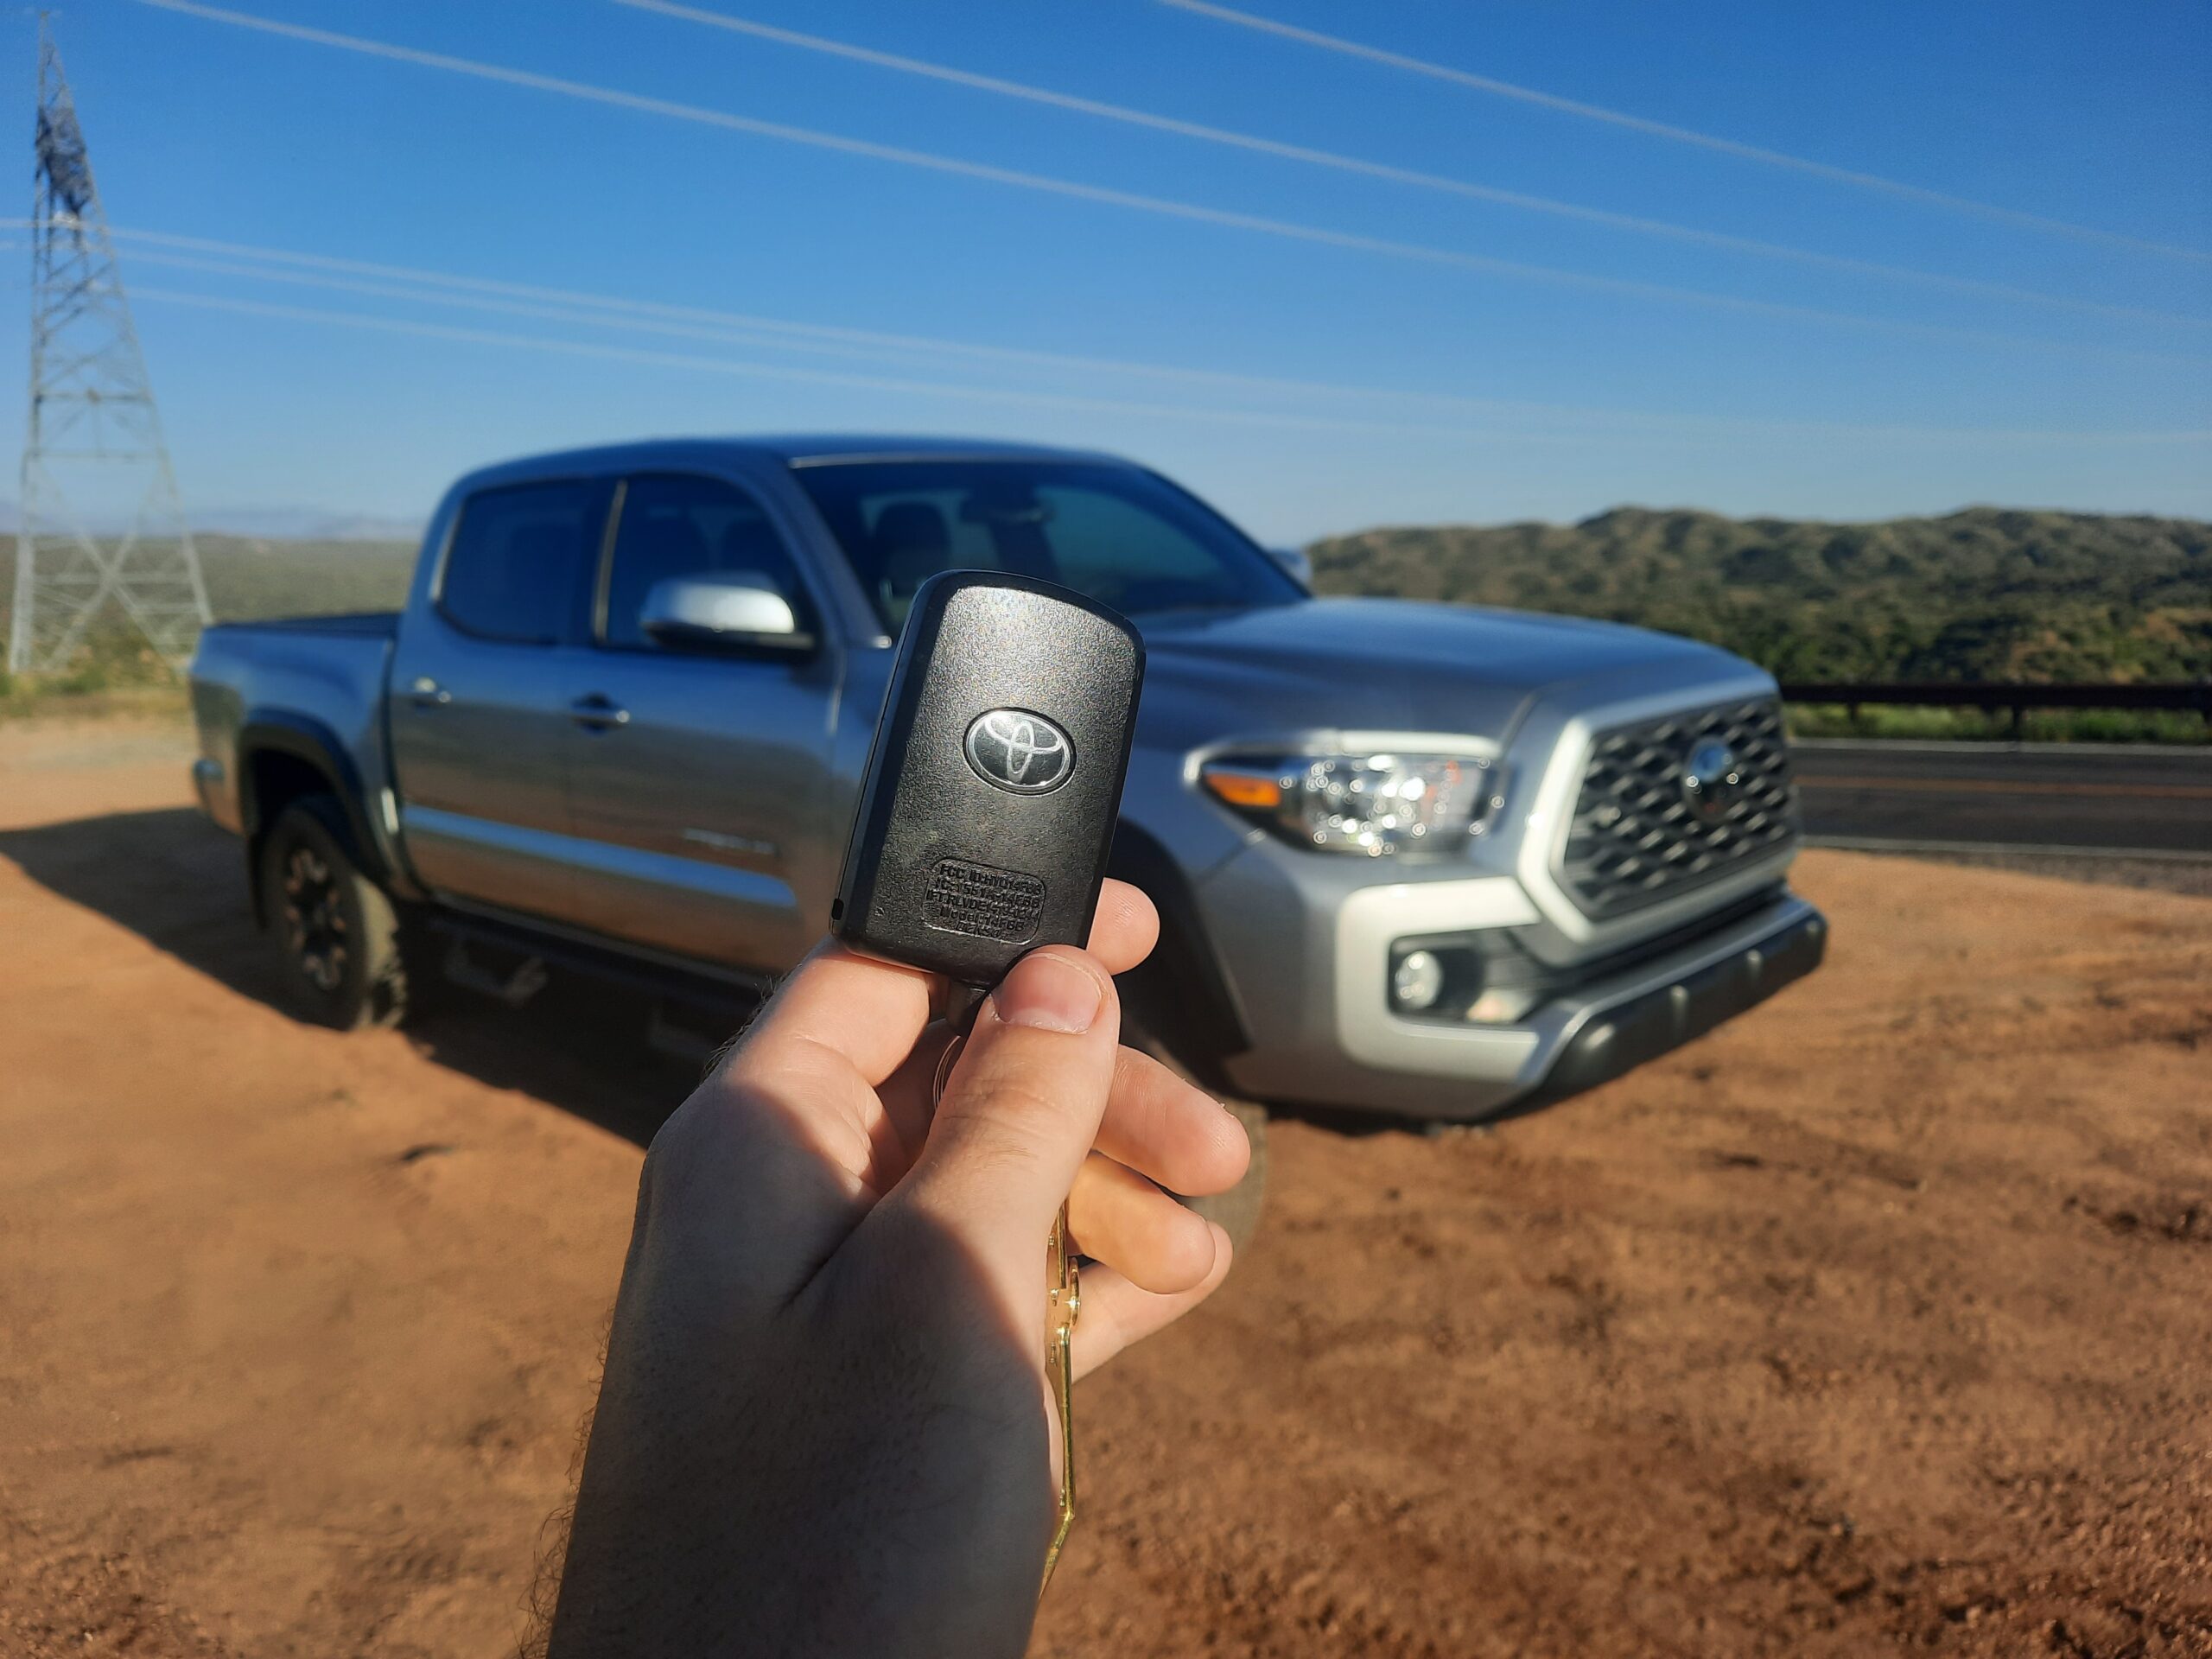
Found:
[385,477,607,921]
[560,471,839,973]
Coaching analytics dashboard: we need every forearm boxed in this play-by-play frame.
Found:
[544,1223,1050,1658]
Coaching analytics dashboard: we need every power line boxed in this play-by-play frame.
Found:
[118,279,2209,449]
[0,206,2195,443]
[618,0,2208,330]
[126,286,1580,442]
[132,248,1646,417]
[1159,0,2212,266]
[121,247,971,366]
[130,0,2193,363]
[86,224,2122,435]
[96,225,1510,403]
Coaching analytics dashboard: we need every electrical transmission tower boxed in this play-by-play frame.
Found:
[7,13,207,676]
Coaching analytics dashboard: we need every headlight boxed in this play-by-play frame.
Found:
[1201,751,1505,856]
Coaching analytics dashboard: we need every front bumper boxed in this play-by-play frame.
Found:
[1509,896,1825,1116]
[1211,849,1824,1119]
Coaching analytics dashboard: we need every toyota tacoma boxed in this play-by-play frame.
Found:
[188,437,1827,1234]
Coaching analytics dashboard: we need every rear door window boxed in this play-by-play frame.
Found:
[438,480,598,644]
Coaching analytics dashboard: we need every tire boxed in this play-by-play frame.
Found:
[257,796,410,1031]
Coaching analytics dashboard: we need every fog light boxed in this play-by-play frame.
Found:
[1391,949,1445,1012]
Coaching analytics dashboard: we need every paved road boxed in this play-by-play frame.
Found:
[1790,741,2212,855]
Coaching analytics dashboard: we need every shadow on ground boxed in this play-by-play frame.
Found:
[3,804,1473,1149]
[0,806,741,1147]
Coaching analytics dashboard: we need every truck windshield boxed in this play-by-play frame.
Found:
[791,459,1305,632]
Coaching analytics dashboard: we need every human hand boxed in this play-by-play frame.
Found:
[544,879,1249,1658]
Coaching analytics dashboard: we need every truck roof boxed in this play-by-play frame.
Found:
[751,433,1127,465]
[454,434,1131,488]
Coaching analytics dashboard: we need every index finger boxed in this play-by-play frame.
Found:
[1087,878,1159,976]
[737,938,938,1088]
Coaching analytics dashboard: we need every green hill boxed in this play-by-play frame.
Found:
[1307,506,2212,683]
[4,512,2208,737]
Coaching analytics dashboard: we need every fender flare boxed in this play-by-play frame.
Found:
[1107,820,1251,1088]
[238,711,397,920]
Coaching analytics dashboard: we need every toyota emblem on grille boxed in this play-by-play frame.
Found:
[964,708,1075,794]
[1681,737,1743,822]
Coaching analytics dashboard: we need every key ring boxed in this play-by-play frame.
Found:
[935,1030,1080,1598]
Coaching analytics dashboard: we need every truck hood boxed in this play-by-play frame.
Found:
[1132,597,1751,749]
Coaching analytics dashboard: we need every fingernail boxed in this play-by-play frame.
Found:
[992,952,1103,1033]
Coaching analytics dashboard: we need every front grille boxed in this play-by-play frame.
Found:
[1559,697,1796,918]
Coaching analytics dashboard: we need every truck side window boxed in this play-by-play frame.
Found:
[856,493,1006,632]
[791,459,1302,634]
[601,474,810,651]
[439,480,596,645]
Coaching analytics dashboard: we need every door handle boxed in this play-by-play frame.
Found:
[410,676,451,709]
[569,694,631,730]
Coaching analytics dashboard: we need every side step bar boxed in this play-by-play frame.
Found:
[422,910,772,1020]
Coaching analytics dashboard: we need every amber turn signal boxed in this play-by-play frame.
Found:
[1201,766,1284,810]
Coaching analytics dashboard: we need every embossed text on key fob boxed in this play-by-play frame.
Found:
[831,570,1145,985]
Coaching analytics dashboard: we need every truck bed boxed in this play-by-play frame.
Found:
[207,611,399,638]
[189,613,402,839]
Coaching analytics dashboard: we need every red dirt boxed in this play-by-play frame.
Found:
[3,717,2209,1657]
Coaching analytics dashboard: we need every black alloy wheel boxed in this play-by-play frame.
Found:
[256,796,410,1031]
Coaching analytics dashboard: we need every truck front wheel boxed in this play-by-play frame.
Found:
[257,797,410,1031]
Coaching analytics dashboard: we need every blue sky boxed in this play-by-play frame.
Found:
[10,0,2210,541]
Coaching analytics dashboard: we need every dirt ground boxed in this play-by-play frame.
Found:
[3,716,2208,1659]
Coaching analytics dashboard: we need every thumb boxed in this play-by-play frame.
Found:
[888,946,1120,1296]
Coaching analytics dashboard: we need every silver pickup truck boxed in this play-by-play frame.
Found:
[190,435,1824,1219]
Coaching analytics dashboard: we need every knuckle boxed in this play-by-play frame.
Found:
[944,1071,1071,1154]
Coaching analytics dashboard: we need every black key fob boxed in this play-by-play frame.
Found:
[831,571,1145,985]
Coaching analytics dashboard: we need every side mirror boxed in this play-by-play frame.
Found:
[1268,545,1313,589]
[639,575,815,656]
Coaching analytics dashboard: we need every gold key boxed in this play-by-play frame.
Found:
[1041,1201,1079,1593]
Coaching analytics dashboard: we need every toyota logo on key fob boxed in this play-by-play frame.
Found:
[963,707,1076,794]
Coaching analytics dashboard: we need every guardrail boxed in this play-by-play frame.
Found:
[1778,680,2212,735]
